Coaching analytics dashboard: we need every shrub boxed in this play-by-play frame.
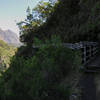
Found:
[0,36,81,100]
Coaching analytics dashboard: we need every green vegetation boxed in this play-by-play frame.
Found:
[1,0,100,99]
[17,0,58,45]
[0,36,81,100]
[0,40,16,75]
[17,0,100,44]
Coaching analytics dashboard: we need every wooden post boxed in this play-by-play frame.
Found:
[83,46,86,65]
[89,46,92,58]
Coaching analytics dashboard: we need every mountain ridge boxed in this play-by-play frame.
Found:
[0,28,20,46]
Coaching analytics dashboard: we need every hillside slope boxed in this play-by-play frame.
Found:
[0,40,16,74]
[23,0,100,43]
[0,0,99,100]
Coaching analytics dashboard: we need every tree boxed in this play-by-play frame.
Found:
[17,0,58,45]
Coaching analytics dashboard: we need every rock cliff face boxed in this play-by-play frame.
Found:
[0,28,20,46]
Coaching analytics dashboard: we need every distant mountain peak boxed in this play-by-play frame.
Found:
[0,28,21,46]
[5,29,11,32]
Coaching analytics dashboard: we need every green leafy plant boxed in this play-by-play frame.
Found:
[0,36,81,100]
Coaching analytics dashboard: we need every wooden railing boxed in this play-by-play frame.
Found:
[81,42,98,65]
[33,41,99,65]
[62,42,98,65]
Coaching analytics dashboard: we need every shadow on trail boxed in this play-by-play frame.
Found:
[80,73,96,100]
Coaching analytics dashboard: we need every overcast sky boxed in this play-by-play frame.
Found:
[0,0,42,35]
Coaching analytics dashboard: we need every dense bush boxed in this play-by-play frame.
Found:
[19,0,100,44]
[0,36,81,100]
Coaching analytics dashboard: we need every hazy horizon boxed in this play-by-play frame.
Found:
[0,0,42,35]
